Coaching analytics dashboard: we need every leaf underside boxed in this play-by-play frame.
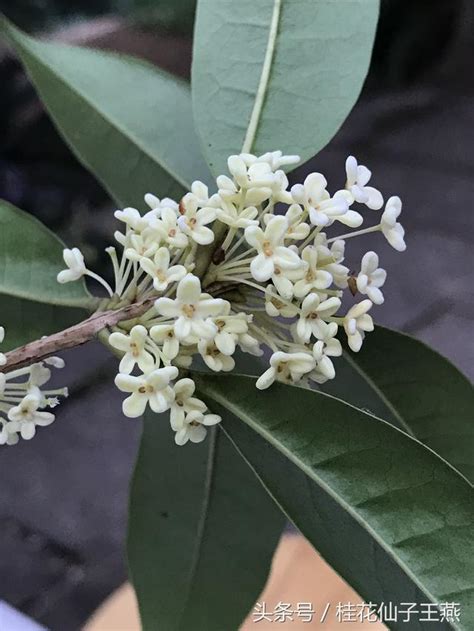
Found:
[192,0,379,175]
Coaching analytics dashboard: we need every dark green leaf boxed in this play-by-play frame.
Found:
[0,294,86,350]
[128,410,285,631]
[1,17,212,207]
[192,0,379,175]
[196,374,474,631]
[0,200,91,307]
[324,326,474,483]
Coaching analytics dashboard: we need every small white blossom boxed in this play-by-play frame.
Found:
[345,156,384,210]
[7,393,55,440]
[115,366,178,417]
[114,207,149,233]
[215,201,259,229]
[57,247,87,283]
[174,410,221,446]
[109,325,155,374]
[144,193,179,216]
[0,421,19,446]
[263,204,310,241]
[264,286,298,318]
[293,246,333,298]
[169,378,207,430]
[296,295,341,343]
[291,173,348,227]
[344,300,374,352]
[237,332,263,356]
[380,196,406,252]
[227,155,292,204]
[311,321,342,380]
[155,274,227,340]
[198,339,236,372]
[139,247,186,292]
[357,251,386,304]
[178,191,217,245]
[256,351,315,390]
[149,324,180,360]
[153,207,189,250]
[124,233,158,262]
[245,216,301,283]
[255,150,300,171]
[213,314,249,356]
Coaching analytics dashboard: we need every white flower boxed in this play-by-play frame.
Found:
[345,156,383,210]
[311,321,342,380]
[255,150,300,171]
[109,325,155,374]
[183,181,215,209]
[265,286,298,318]
[380,196,406,252]
[149,324,180,360]
[245,216,301,283]
[139,247,186,292]
[265,287,297,317]
[124,233,159,262]
[293,246,333,298]
[114,207,149,233]
[178,191,217,245]
[328,190,363,227]
[237,332,263,356]
[174,410,221,446]
[28,363,52,387]
[215,201,259,229]
[213,314,249,356]
[263,204,310,241]
[155,274,227,340]
[144,194,179,216]
[291,173,348,227]
[0,421,19,446]
[228,155,275,189]
[198,340,236,372]
[296,295,341,343]
[153,207,189,250]
[57,247,87,283]
[256,351,315,389]
[115,366,178,418]
[227,155,292,204]
[7,393,55,440]
[169,378,207,430]
[357,251,386,304]
[313,235,349,289]
[344,300,374,352]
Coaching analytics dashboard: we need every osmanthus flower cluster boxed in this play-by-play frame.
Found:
[0,327,68,445]
[51,150,406,446]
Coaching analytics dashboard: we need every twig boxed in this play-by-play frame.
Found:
[1,298,155,373]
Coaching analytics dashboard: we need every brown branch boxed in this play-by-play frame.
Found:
[1,298,155,373]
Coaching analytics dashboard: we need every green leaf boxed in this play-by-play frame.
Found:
[196,374,474,631]
[192,0,379,175]
[0,200,91,308]
[128,410,285,631]
[1,17,212,207]
[0,294,86,350]
[324,326,474,484]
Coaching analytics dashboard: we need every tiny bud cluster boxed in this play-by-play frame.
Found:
[0,328,68,446]
[57,150,406,446]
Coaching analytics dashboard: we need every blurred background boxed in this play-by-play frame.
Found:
[0,1,472,629]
